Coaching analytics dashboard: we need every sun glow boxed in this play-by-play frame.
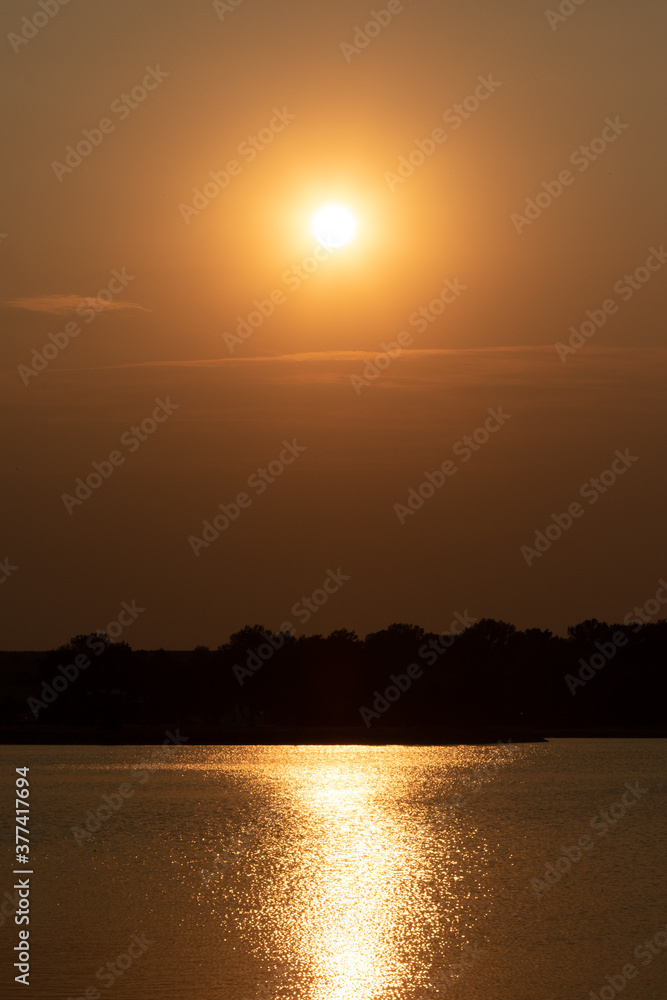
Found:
[311,203,358,249]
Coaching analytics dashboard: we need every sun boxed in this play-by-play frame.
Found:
[311,203,357,249]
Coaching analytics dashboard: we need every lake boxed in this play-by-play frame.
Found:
[0,740,665,999]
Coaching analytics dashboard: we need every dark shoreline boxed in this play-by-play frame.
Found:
[0,724,549,745]
[2,725,665,746]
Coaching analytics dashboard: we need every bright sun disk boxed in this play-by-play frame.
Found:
[311,204,357,249]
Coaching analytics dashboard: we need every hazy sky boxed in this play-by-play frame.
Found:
[2,0,666,648]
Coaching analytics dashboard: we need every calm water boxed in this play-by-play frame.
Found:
[0,740,665,1000]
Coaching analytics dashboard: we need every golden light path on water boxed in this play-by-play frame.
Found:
[283,752,418,996]
[191,746,497,1000]
[17,742,667,1000]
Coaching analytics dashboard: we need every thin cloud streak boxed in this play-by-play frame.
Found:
[12,344,665,375]
[4,294,149,315]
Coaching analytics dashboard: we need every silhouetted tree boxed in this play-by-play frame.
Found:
[3,618,666,735]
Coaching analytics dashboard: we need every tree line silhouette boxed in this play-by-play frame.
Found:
[0,618,664,737]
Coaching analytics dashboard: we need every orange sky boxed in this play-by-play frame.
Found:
[1,0,666,647]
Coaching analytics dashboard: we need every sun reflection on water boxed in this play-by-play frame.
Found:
[238,747,492,1000]
[187,745,499,1000]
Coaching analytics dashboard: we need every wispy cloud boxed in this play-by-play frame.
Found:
[8,346,665,400]
[4,294,149,315]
